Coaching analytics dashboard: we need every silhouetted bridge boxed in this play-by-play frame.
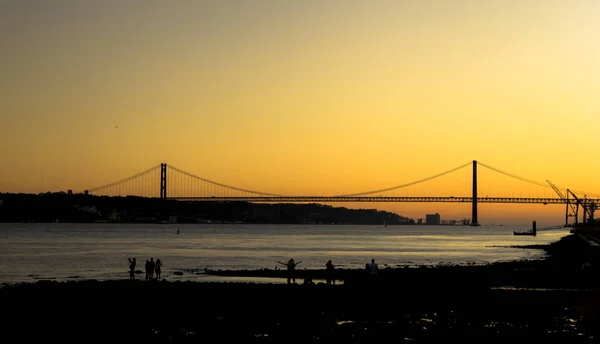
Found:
[82,161,599,226]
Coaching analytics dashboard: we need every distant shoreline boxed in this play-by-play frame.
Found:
[2,221,472,225]
[0,192,415,225]
[0,221,543,227]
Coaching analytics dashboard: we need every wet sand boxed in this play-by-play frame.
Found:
[1,234,599,342]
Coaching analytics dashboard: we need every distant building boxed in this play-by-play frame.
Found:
[426,213,441,225]
[417,218,423,225]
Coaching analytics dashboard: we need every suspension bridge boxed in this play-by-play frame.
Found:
[82,160,599,227]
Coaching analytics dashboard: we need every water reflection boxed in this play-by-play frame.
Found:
[0,223,570,283]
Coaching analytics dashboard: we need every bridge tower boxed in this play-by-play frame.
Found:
[160,163,167,200]
[471,160,479,226]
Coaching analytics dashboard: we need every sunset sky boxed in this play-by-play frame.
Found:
[1,1,599,225]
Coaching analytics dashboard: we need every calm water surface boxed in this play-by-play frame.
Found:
[0,223,570,284]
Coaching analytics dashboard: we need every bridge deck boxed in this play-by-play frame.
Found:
[169,196,596,205]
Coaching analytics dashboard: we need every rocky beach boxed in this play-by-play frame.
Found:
[2,233,599,342]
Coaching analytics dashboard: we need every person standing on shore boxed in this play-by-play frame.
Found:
[128,257,136,280]
[326,260,335,285]
[144,260,150,281]
[155,259,163,280]
[148,258,155,280]
[368,259,379,275]
[278,259,301,284]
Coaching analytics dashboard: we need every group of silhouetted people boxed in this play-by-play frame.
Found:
[127,256,378,284]
[277,258,378,285]
[128,257,163,281]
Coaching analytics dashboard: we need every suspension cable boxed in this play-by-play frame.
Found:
[477,162,550,188]
[85,164,161,194]
[81,161,600,199]
[478,162,600,198]
[167,165,285,197]
[334,161,472,197]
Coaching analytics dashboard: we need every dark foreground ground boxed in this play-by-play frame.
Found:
[2,234,600,343]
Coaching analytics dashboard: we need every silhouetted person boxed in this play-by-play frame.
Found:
[148,258,155,280]
[128,257,136,280]
[144,260,150,281]
[326,260,335,285]
[368,259,379,275]
[278,259,301,284]
[155,259,162,280]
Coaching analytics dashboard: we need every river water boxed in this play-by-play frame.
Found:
[0,223,570,285]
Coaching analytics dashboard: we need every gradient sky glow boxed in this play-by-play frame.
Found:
[1,1,599,224]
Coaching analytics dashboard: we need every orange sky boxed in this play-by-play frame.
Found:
[1,1,599,225]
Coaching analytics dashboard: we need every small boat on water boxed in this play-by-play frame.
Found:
[513,230,536,236]
[514,221,537,236]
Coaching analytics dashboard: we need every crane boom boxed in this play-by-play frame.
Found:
[547,180,576,213]
[546,180,566,199]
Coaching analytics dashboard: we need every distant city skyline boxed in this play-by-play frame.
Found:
[1,1,599,225]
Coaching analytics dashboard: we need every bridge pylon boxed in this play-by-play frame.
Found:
[160,163,167,200]
[471,160,479,226]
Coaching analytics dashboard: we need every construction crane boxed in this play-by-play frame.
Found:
[547,180,578,226]
[548,180,598,225]
[575,193,598,224]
